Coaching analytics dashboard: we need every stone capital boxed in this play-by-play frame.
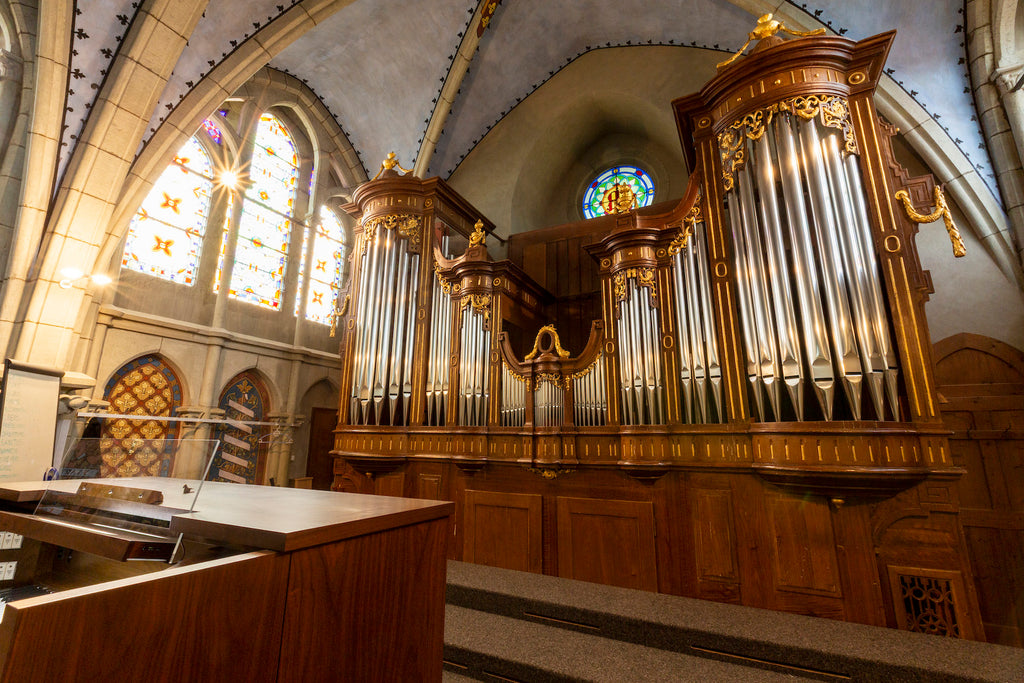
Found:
[993,63,1024,94]
[0,50,22,82]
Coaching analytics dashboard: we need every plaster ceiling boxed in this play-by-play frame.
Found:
[62,1,994,203]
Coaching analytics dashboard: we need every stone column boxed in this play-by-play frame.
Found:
[264,412,301,486]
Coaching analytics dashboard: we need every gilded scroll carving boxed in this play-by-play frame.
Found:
[362,213,422,253]
[719,95,858,191]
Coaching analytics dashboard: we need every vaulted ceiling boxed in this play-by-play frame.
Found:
[63,0,992,220]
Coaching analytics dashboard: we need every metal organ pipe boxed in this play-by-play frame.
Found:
[737,162,783,419]
[821,131,886,419]
[723,103,899,422]
[798,117,865,419]
[641,286,663,424]
[350,230,377,423]
[672,252,695,423]
[726,190,767,421]
[774,114,836,419]
[355,227,387,424]
[371,229,399,424]
[348,224,422,427]
[458,304,489,427]
[401,253,420,421]
[426,272,440,423]
[842,152,900,418]
[615,277,665,425]
[501,364,527,427]
[387,249,410,423]
[670,219,724,424]
[427,236,452,426]
[617,287,637,425]
[572,356,607,426]
[693,220,724,421]
[754,133,805,419]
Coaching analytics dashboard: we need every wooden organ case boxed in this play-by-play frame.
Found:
[333,25,985,639]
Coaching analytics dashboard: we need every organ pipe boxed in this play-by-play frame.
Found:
[719,99,900,422]
[348,218,421,426]
[427,237,453,426]
[615,275,665,425]
[458,301,490,427]
[670,214,723,424]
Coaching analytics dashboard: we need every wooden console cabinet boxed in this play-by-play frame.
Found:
[0,480,452,682]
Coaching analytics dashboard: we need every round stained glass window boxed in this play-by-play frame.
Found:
[582,165,654,219]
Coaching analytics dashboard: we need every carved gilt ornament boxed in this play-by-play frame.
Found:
[718,95,858,191]
[361,213,422,253]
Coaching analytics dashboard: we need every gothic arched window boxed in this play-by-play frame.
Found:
[209,372,271,484]
[99,355,183,477]
[121,136,213,284]
[302,205,347,324]
[228,112,299,310]
[582,165,655,219]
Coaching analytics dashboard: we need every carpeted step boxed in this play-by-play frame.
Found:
[446,560,1024,682]
[444,604,813,682]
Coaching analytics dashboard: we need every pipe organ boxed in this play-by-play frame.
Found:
[334,22,984,641]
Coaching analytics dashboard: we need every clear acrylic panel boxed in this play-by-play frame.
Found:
[32,437,221,560]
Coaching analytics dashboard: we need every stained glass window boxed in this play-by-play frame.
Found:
[302,206,347,324]
[209,373,269,484]
[226,112,298,309]
[98,355,182,478]
[201,118,223,144]
[582,165,654,220]
[121,137,213,284]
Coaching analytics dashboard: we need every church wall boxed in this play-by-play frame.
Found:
[448,46,716,244]
[889,137,1024,351]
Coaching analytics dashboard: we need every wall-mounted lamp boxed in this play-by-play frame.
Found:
[59,267,113,289]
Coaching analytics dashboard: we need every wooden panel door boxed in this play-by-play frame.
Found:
[463,490,543,573]
[935,333,1024,646]
[556,497,657,591]
[305,407,338,491]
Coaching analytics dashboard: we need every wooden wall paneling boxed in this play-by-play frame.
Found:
[305,408,338,490]
[963,524,1024,645]
[415,469,445,500]
[555,496,657,591]
[831,502,887,627]
[652,473,686,597]
[279,517,449,683]
[873,490,986,639]
[542,489,559,576]
[374,470,406,497]
[935,333,1024,645]
[463,489,543,573]
[332,458,374,494]
[766,493,842,597]
[0,551,290,683]
[522,242,546,289]
[691,484,740,602]
[731,474,773,608]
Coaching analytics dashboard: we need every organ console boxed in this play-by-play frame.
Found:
[333,19,985,640]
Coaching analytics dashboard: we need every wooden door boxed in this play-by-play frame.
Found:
[935,333,1024,646]
[305,408,338,491]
